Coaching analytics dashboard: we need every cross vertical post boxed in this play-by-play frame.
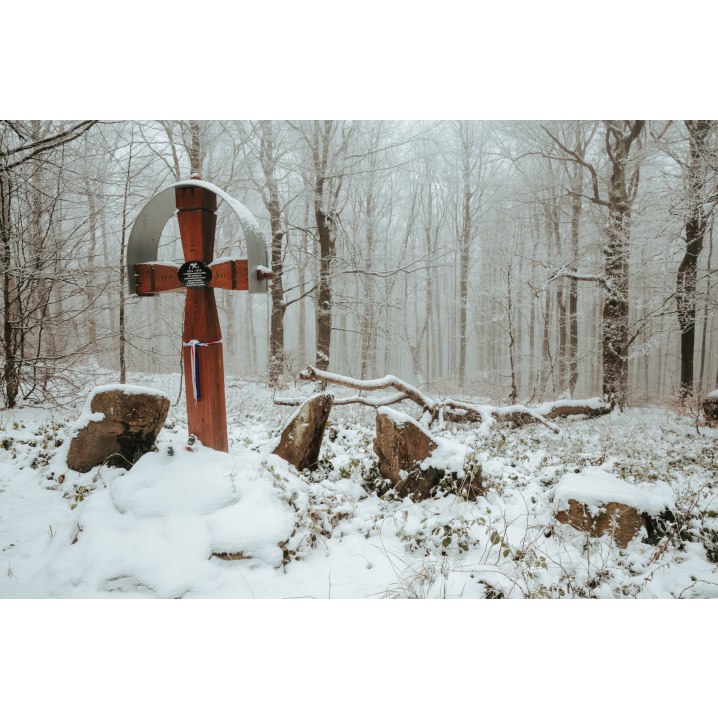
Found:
[129,179,273,454]
[176,186,228,452]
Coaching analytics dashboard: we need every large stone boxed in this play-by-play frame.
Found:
[66,386,170,473]
[373,408,443,500]
[273,393,334,471]
[555,499,645,549]
[704,394,718,425]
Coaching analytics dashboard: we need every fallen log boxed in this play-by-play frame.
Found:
[274,366,613,432]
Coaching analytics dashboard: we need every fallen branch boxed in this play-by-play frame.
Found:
[275,392,409,409]
[274,366,612,433]
[298,367,436,413]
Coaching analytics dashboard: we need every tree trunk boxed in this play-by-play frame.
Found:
[699,222,713,391]
[601,121,644,406]
[507,264,518,403]
[677,120,714,398]
[259,121,287,386]
[189,121,201,176]
[0,169,18,407]
[118,130,134,384]
[568,156,584,395]
[458,133,471,392]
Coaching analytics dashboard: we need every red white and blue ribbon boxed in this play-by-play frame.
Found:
[183,339,222,403]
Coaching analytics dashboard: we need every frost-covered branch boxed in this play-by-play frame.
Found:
[298,366,436,412]
[541,125,609,208]
[274,367,611,433]
[275,392,409,409]
[547,270,611,292]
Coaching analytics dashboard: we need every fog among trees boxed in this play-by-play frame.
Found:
[2,119,717,408]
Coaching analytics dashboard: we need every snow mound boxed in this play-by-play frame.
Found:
[376,406,423,427]
[554,468,675,516]
[23,444,301,598]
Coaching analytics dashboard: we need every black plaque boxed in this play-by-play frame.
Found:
[178,261,212,288]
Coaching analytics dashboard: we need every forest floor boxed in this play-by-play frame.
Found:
[1,370,717,599]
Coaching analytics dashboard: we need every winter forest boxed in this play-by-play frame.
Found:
[2,120,717,407]
[2,119,718,601]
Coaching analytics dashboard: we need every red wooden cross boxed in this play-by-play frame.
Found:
[133,184,273,452]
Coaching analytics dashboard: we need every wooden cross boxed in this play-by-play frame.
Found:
[132,183,273,452]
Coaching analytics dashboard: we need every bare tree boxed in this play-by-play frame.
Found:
[0,120,99,406]
[543,120,645,406]
[675,121,717,397]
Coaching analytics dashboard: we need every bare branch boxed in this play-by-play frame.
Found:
[541,125,609,208]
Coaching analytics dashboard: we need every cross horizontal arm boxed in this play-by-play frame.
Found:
[135,259,252,295]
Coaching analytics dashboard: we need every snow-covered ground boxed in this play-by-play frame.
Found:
[2,369,717,599]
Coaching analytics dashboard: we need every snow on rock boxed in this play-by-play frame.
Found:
[16,444,301,597]
[46,384,167,477]
[374,407,439,500]
[377,407,471,478]
[61,385,170,475]
[421,437,470,478]
[74,384,169,428]
[85,383,169,400]
[377,406,425,429]
[554,468,675,516]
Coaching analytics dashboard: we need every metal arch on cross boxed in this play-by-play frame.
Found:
[127,179,274,452]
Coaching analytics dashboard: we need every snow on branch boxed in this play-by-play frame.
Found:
[529,266,616,300]
[548,271,610,288]
[274,367,612,434]
[298,366,436,412]
[275,392,409,409]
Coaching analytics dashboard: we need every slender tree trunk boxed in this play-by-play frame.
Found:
[507,264,518,403]
[360,168,376,378]
[550,207,568,393]
[315,205,334,374]
[699,223,713,391]
[298,209,309,368]
[568,159,584,395]
[118,132,134,384]
[458,135,471,391]
[189,121,201,177]
[259,122,287,386]
[246,293,256,373]
[0,169,18,407]
[85,182,97,350]
[541,281,552,394]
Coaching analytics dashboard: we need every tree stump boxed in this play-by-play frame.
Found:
[273,393,334,471]
[66,386,170,473]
